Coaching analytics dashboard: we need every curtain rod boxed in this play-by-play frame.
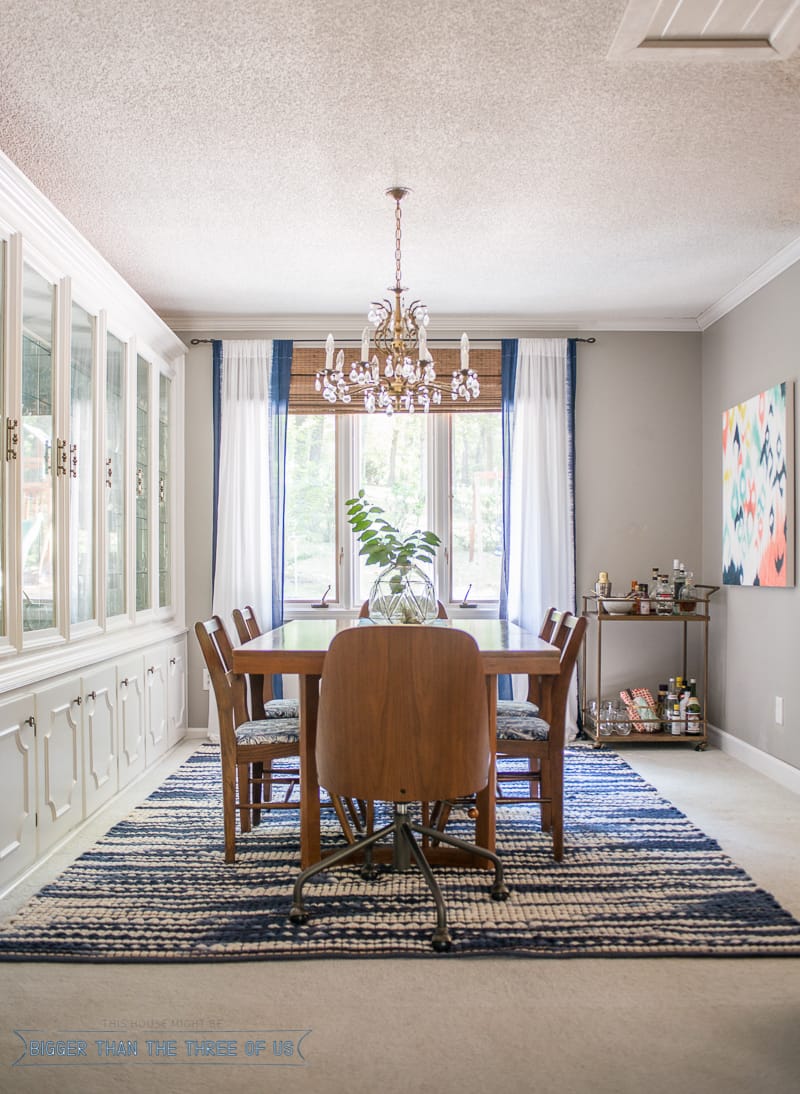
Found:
[189,337,597,345]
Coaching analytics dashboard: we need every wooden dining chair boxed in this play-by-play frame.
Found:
[495,611,587,860]
[231,605,299,721]
[195,616,302,862]
[429,607,567,837]
[196,615,357,862]
[496,607,568,723]
[288,625,509,952]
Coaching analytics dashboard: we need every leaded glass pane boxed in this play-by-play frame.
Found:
[136,355,150,611]
[158,373,170,608]
[106,333,126,618]
[69,302,95,624]
[21,265,55,632]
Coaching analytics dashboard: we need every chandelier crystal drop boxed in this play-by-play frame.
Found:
[315,187,479,415]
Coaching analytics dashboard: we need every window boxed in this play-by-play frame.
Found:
[284,412,502,609]
[284,415,336,599]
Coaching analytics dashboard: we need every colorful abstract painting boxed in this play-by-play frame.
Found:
[722,382,795,587]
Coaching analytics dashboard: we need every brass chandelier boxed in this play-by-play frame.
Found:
[315,187,479,415]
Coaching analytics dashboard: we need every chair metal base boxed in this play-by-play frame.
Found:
[289,803,509,952]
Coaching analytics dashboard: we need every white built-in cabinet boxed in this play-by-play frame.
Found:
[0,637,187,890]
[0,150,187,891]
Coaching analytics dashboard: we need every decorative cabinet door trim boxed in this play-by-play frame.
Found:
[82,664,118,816]
[0,694,37,889]
[34,677,83,853]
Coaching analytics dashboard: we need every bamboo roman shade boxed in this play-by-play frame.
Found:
[288,346,502,413]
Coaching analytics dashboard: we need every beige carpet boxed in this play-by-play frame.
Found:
[0,740,798,1094]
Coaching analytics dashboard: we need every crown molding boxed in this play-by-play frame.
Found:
[164,312,702,338]
[0,150,185,362]
[698,234,800,331]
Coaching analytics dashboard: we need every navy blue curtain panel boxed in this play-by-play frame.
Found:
[211,339,223,591]
[498,338,518,700]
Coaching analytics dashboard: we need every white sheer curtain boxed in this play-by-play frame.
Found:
[209,339,274,738]
[507,338,577,736]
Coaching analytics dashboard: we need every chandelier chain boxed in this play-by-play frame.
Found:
[395,198,403,287]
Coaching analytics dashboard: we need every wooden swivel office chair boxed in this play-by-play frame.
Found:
[288,625,509,952]
[495,611,587,860]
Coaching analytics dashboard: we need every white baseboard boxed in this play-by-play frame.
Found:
[186,726,211,740]
[707,723,800,796]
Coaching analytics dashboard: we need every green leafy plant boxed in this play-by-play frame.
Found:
[345,490,441,570]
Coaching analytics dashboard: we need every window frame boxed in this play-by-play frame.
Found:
[284,411,502,619]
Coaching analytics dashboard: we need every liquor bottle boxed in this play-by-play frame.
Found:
[684,679,700,732]
[655,683,668,722]
[679,572,697,613]
[654,574,673,615]
[686,681,702,734]
[670,701,683,735]
[637,582,651,614]
[678,685,690,733]
[665,678,678,731]
[672,559,685,608]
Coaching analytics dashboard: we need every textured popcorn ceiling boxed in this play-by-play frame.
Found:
[1,0,799,329]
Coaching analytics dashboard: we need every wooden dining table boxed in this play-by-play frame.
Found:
[232,617,560,869]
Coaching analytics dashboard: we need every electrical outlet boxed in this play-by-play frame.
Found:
[775,696,784,726]
[202,668,211,691]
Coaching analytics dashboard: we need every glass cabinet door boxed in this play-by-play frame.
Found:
[135,355,150,612]
[0,241,4,638]
[158,373,171,609]
[69,302,95,625]
[21,265,55,633]
[105,332,126,619]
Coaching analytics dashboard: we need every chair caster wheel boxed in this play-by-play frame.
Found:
[289,906,309,925]
[360,865,379,881]
[491,884,510,901]
[432,929,452,953]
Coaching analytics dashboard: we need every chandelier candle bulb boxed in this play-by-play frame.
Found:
[361,326,370,363]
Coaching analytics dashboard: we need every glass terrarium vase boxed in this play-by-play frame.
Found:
[368,562,438,624]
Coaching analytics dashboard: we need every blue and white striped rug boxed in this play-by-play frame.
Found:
[1,744,799,961]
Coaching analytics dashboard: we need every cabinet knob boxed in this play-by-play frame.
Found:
[169,657,177,666]
[148,666,155,675]
[86,690,97,701]
[120,678,129,687]
[73,695,82,706]
[24,715,35,728]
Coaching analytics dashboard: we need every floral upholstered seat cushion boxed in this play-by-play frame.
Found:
[496,700,550,742]
[235,718,300,746]
[263,698,300,719]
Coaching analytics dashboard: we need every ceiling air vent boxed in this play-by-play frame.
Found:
[608,0,800,60]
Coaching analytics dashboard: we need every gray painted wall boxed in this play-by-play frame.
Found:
[575,332,704,706]
[702,262,800,769]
